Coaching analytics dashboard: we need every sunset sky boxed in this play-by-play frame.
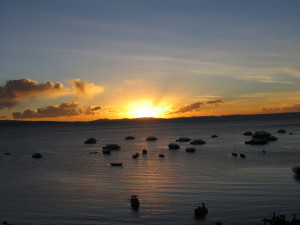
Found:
[1,0,300,121]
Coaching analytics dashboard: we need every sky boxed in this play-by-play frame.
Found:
[0,0,300,121]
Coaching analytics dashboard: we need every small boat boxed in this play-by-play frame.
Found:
[32,153,42,159]
[125,136,135,140]
[211,135,218,138]
[176,137,191,142]
[84,138,97,144]
[277,129,286,133]
[232,153,238,157]
[168,143,180,149]
[190,139,206,145]
[146,136,157,141]
[142,149,147,154]
[194,203,208,218]
[239,153,246,158]
[110,163,123,166]
[103,144,121,150]
[102,149,111,155]
[186,147,196,152]
[159,154,164,158]
[245,139,268,145]
[130,195,140,209]
[132,153,139,158]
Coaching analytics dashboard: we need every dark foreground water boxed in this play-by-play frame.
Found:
[1,114,300,225]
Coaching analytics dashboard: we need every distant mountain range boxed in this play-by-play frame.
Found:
[0,112,299,125]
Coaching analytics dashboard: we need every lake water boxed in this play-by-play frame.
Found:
[1,114,300,225]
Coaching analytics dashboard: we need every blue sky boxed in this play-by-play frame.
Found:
[1,0,300,120]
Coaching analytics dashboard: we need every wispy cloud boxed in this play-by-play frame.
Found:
[262,104,300,114]
[170,100,224,114]
[12,101,101,119]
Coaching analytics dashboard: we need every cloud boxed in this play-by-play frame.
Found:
[0,79,67,109]
[170,100,224,114]
[0,78,104,110]
[71,79,103,98]
[262,104,300,114]
[12,101,102,119]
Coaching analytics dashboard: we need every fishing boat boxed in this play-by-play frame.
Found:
[168,143,180,149]
[176,137,191,142]
[194,203,208,218]
[125,136,135,140]
[190,139,206,145]
[84,138,97,144]
[102,149,111,154]
[186,147,196,152]
[130,195,140,209]
[103,144,121,150]
[146,136,157,141]
[110,163,123,166]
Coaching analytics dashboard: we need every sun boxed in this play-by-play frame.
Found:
[125,100,166,118]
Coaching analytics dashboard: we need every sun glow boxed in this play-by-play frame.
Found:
[126,100,168,118]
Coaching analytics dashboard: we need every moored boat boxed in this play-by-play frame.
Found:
[194,203,208,218]
[176,137,191,142]
[146,136,157,141]
[84,138,97,144]
[110,162,123,166]
[190,139,206,145]
[130,195,140,209]
[103,144,121,150]
[168,143,180,149]
[186,147,196,152]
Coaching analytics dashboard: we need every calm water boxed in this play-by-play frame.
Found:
[1,114,300,225]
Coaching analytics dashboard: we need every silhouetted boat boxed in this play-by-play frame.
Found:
[125,136,135,140]
[232,153,238,157]
[146,136,157,141]
[176,137,191,142]
[142,149,147,154]
[240,153,246,158]
[159,154,164,158]
[102,149,111,154]
[190,139,206,145]
[32,153,42,159]
[168,143,180,149]
[245,139,268,145]
[103,144,121,150]
[194,203,208,218]
[130,195,140,209]
[84,138,97,144]
[110,163,123,166]
[278,129,286,133]
[211,135,218,138]
[186,147,196,152]
[132,153,139,158]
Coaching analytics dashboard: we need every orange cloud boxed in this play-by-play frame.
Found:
[262,104,300,113]
[170,100,224,114]
[12,101,101,119]
[71,79,104,99]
